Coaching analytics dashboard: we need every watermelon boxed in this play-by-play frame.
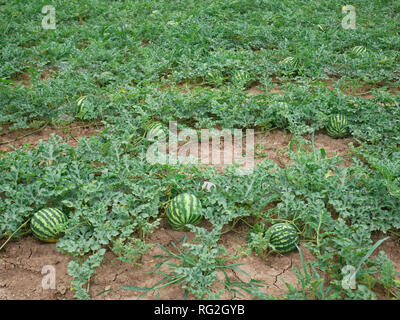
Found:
[31,208,68,242]
[166,193,202,230]
[326,114,349,138]
[266,223,299,254]
[75,96,88,119]
[350,45,366,56]
[282,56,301,69]
[146,122,166,141]
[232,70,250,86]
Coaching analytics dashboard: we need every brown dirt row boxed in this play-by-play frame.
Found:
[0,120,354,169]
[1,219,399,300]
[10,67,399,99]
[0,122,102,152]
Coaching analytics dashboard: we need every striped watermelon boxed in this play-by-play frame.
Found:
[350,45,367,56]
[166,193,202,230]
[267,223,299,254]
[146,122,166,141]
[232,70,251,87]
[31,208,68,242]
[75,96,88,119]
[326,114,349,138]
[282,56,301,69]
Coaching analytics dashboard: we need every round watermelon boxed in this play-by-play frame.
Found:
[166,193,202,230]
[282,56,301,69]
[267,223,299,254]
[146,122,166,141]
[351,45,367,56]
[326,114,349,138]
[31,208,68,242]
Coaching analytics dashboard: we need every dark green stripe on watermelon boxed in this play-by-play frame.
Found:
[166,193,202,230]
[31,208,68,242]
[37,209,62,229]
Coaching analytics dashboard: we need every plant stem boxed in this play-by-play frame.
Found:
[0,121,49,145]
[0,219,30,252]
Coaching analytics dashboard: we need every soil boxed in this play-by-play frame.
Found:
[1,221,399,300]
[0,122,102,152]
[0,223,304,300]
[246,80,399,99]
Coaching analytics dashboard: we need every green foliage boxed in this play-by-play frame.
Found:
[68,248,106,300]
[0,0,399,300]
[246,222,269,258]
[122,230,270,299]
[283,246,340,300]
[112,237,153,264]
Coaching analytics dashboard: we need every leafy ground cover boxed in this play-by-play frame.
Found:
[0,0,399,300]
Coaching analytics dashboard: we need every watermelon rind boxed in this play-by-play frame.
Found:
[166,193,202,230]
[350,46,367,56]
[282,56,301,69]
[75,96,88,119]
[266,223,299,254]
[31,208,68,242]
[326,114,349,138]
[146,122,166,141]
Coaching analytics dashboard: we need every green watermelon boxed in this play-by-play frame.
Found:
[31,208,68,242]
[232,70,251,87]
[166,193,202,230]
[267,223,299,254]
[146,122,166,141]
[282,56,301,69]
[326,114,349,138]
[75,96,88,119]
[350,45,367,56]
